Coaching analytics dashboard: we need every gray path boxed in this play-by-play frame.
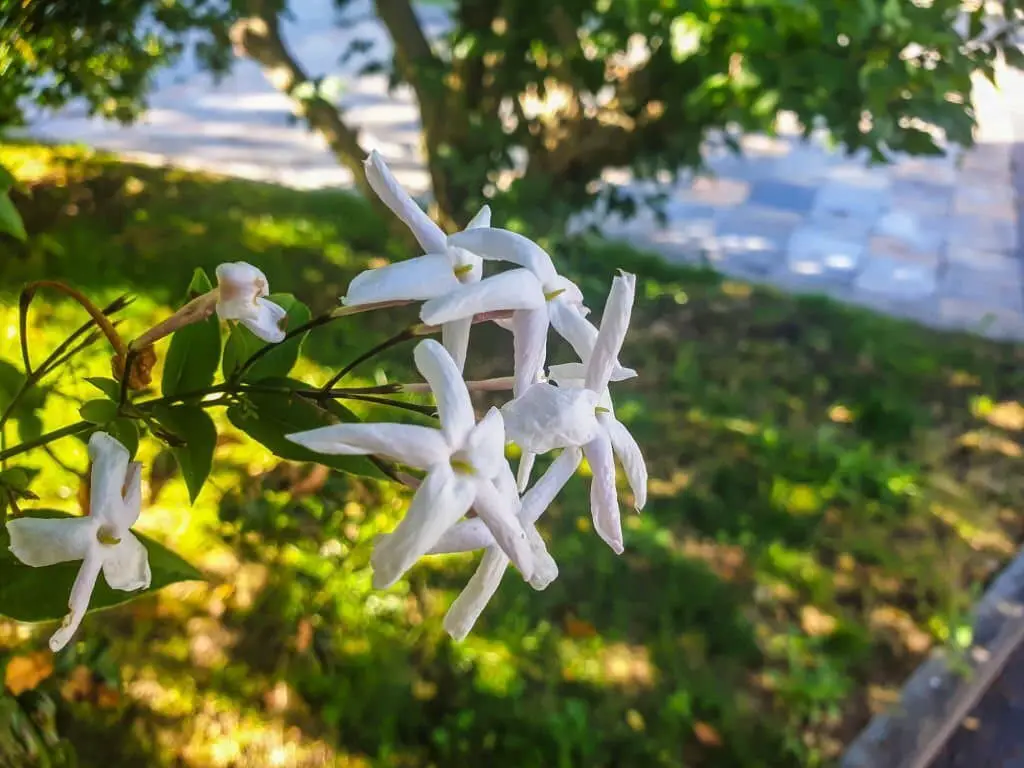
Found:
[23,0,1024,339]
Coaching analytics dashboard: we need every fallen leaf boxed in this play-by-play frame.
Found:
[4,651,54,695]
[694,721,723,747]
[61,665,95,702]
[564,616,597,639]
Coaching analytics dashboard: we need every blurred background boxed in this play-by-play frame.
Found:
[2,0,1024,765]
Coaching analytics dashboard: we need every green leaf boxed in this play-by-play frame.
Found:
[85,376,121,401]
[161,268,221,397]
[0,359,48,444]
[0,165,15,191]
[152,405,216,504]
[0,509,203,623]
[107,418,140,460]
[226,380,383,479]
[221,294,310,382]
[0,192,26,241]
[79,399,119,425]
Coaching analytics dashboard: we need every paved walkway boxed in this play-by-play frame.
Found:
[24,0,1024,339]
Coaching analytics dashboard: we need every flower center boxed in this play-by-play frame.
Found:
[450,458,475,475]
[453,264,474,277]
[96,524,121,546]
[544,288,566,301]
[595,406,610,414]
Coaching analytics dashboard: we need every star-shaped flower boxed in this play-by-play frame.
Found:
[501,272,645,553]
[6,432,152,652]
[428,446,583,639]
[287,338,534,587]
[342,150,491,370]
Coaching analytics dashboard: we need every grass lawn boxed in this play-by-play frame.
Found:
[2,142,1024,767]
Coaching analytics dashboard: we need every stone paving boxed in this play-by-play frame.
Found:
[23,0,1024,340]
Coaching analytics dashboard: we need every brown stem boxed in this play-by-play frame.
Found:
[24,281,127,357]
[231,1,375,206]
[131,290,218,351]
[402,376,515,394]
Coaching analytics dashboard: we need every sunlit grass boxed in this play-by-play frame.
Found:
[2,141,1024,767]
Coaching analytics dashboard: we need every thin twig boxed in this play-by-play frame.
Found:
[321,327,417,391]
[331,392,436,416]
[232,311,339,381]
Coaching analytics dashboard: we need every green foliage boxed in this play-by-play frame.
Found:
[227,379,384,479]
[161,268,221,397]
[221,294,311,381]
[0,0,235,128]
[152,405,216,504]
[84,377,121,401]
[3,145,1024,767]
[0,510,203,623]
[349,0,1024,224]
[0,359,47,443]
[0,163,25,240]
[78,399,118,425]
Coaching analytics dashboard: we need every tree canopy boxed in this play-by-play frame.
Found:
[4,0,1022,227]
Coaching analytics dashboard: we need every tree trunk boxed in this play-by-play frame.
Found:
[230,0,389,221]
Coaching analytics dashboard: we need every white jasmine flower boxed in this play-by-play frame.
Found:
[6,432,151,652]
[287,339,534,587]
[502,272,645,553]
[342,150,490,370]
[215,262,287,343]
[429,447,583,640]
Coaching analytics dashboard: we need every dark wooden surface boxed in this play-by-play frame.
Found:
[930,642,1024,768]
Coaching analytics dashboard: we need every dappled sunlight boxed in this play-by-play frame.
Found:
[4,144,1024,767]
[558,638,657,691]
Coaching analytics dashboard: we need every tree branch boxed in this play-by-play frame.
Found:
[230,0,373,203]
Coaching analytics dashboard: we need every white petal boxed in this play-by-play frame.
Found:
[286,423,449,470]
[602,415,648,510]
[216,262,270,322]
[549,299,597,359]
[551,276,585,306]
[493,459,519,502]
[520,446,583,525]
[364,150,447,254]
[441,318,473,373]
[471,477,533,580]
[585,272,636,393]
[49,553,102,652]
[101,532,152,592]
[344,254,460,306]
[524,525,558,590]
[420,269,546,326]
[583,432,623,554]
[443,547,508,641]
[7,516,94,567]
[122,462,143,524]
[465,205,492,230]
[240,297,287,343]
[428,518,492,554]
[548,300,637,383]
[88,431,130,529]
[371,464,476,588]
[546,362,586,387]
[516,451,536,493]
[462,407,507,480]
[216,262,269,298]
[512,308,548,398]
[447,228,559,286]
[414,339,475,448]
[500,383,600,454]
